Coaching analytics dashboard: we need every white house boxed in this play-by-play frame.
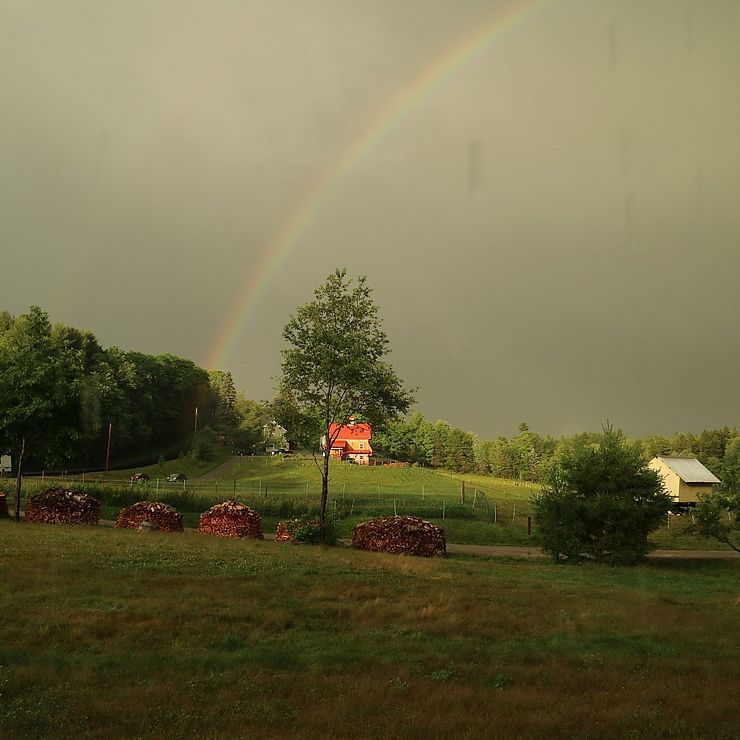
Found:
[262,421,288,453]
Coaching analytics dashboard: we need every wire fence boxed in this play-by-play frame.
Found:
[9,474,532,523]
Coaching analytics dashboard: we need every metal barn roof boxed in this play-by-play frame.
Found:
[655,457,721,484]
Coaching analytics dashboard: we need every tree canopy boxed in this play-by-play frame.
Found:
[280,268,414,539]
[693,486,739,554]
[690,437,740,549]
[0,307,210,473]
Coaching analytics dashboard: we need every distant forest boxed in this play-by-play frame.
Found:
[1,307,737,487]
[371,416,738,487]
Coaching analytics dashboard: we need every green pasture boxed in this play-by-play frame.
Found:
[1,522,738,739]
[95,453,538,501]
[7,455,729,550]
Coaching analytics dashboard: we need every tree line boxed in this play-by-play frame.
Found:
[0,307,213,471]
[371,414,739,491]
[0,307,314,473]
[2,306,738,495]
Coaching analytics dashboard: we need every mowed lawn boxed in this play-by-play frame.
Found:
[1,522,738,739]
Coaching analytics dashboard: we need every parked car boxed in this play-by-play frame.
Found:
[166,473,187,482]
[130,472,150,482]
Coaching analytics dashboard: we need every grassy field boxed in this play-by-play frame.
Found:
[8,455,730,550]
[1,521,738,739]
[89,454,537,501]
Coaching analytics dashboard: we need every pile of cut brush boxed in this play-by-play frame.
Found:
[275,520,298,542]
[198,500,263,539]
[25,488,100,525]
[275,518,321,542]
[115,501,183,532]
[352,515,446,557]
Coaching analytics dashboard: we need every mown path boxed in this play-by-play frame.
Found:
[445,543,739,560]
[92,518,738,559]
[192,457,243,481]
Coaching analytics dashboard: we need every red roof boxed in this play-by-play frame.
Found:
[329,422,372,441]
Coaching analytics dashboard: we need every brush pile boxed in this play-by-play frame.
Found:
[198,500,263,539]
[275,518,321,542]
[115,501,183,532]
[25,488,100,525]
[0,492,11,519]
[352,516,446,557]
[275,520,298,541]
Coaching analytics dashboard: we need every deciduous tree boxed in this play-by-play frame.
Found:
[691,436,740,553]
[0,308,69,519]
[280,269,414,541]
[693,489,739,554]
[721,437,740,494]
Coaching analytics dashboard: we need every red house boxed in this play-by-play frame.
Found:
[323,417,373,465]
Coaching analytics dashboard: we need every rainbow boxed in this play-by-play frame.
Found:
[203,0,539,371]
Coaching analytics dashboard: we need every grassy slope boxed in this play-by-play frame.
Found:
[94,453,538,499]
[97,444,236,483]
[17,455,727,549]
[1,522,738,739]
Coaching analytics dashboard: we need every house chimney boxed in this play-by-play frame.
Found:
[348,416,355,426]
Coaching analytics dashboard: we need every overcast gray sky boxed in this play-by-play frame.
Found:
[1,0,738,438]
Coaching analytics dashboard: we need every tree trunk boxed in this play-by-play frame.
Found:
[14,434,25,522]
[320,447,330,543]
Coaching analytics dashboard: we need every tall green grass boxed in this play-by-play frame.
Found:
[1,522,738,739]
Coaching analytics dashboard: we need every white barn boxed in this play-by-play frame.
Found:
[648,456,721,505]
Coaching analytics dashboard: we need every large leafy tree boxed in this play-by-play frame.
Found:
[0,305,215,480]
[691,437,740,553]
[0,308,78,518]
[231,394,269,452]
[533,424,672,565]
[280,269,414,540]
[693,489,739,554]
[269,386,313,449]
[372,412,435,465]
[721,436,740,495]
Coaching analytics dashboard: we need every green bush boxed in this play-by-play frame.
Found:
[195,439,216,462]
[283,516,338,546]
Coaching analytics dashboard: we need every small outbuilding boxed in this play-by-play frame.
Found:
[648,456,721,505]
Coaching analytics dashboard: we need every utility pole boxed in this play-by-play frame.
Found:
[105,422,112,474]
[14,434,25,521]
